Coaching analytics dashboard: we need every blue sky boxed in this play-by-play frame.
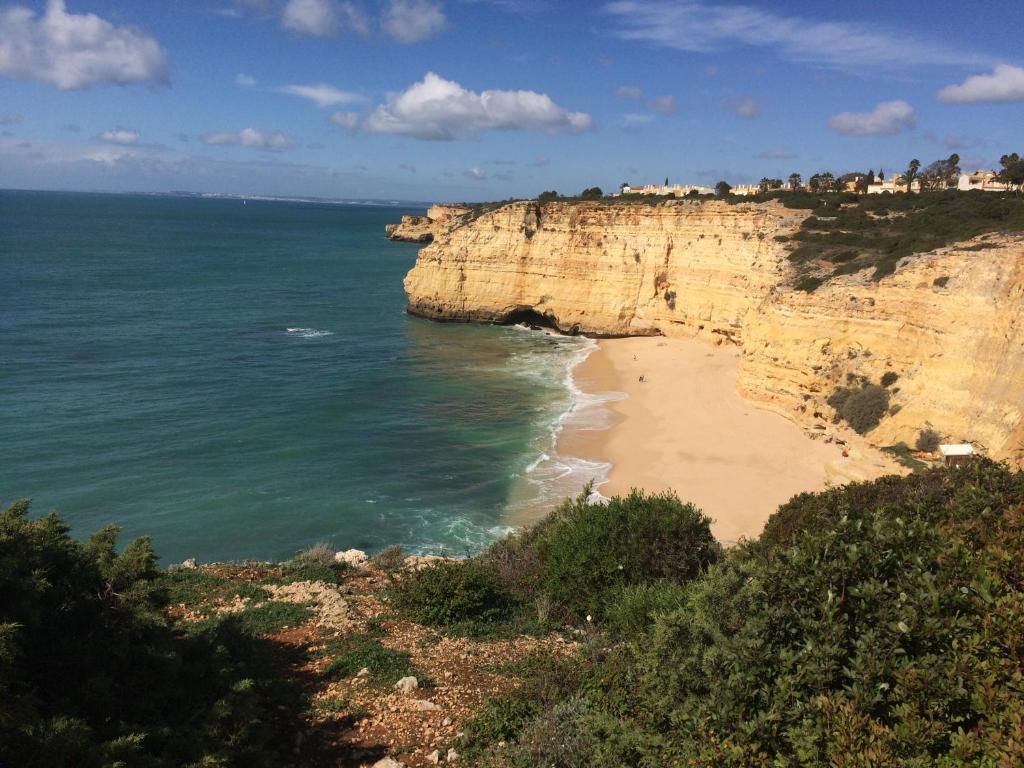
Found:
[1,0,1022,201]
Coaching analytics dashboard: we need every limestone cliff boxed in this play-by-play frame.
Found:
[401,200,1024,464]
[385,204,472,243]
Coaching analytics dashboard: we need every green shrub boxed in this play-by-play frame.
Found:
[916,427,941,452]
[388,560,516,631]
[485,489,720,623]
[604,582,691,639]
[630,461,1024,765]
[487,698,608,768]
[0,500,306,767]
[828,383,890,433]
[511,462,1024,766]
[880,370,899,387]
[454,696,538,758]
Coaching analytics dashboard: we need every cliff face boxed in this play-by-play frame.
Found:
[385,204,472,243]
[402,200,1024,464]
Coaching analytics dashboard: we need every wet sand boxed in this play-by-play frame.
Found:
[555,336,899,544]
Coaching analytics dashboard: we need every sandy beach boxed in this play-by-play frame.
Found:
[556,336,900,544]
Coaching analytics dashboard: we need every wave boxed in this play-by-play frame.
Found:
[503,330,624,522]
[285,327,333,338]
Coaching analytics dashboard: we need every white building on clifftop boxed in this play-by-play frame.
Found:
[620,183,713,196]
[957,170,1010,192]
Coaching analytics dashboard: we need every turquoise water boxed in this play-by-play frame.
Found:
[1,190,599,562]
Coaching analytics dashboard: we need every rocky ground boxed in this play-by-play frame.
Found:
[167,553,578,768]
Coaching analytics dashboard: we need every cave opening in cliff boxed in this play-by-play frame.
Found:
[502,307,563,333]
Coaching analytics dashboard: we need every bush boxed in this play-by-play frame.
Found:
[603,582,690,639]
[280,542,346,583]
[0,500,306,767]
[490,697,599,768]
[633,461,1024,765]
[916,427,941,452]
[454,696,538,758]
[828,383,890,433]
[485,489,720,623]
[512,462,1024,766]
[880,370,899,387]
[371,544,405,572]
[388,560,516,631]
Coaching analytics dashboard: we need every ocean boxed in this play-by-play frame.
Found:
[0,190,608,563]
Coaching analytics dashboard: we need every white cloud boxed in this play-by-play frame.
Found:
[937,64,1024,104]
[330,111,360,129]
[615,84,642,99]
[236,73,257,87]
[364,71,592,140]
[0,113,23,125]
[282,0,337,35]
[382,0,446,43]
[279,83,361,107]
[0,0,169,90]
[827,100,915,136]
[201,128,295,149]
[648,94,675,114]
[463,166,487,181]
[723,97,761,118]
[281,0,367,37]
[100,127,140,145]
[603,1,989,71]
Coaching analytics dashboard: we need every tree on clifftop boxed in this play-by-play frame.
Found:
[921,154,961,191]
[998,153,1024,195]
[787,173,802,190]
[905,158,921,192]
[537,190,559,202]
[715,181,732,196]
[579,187,603,200]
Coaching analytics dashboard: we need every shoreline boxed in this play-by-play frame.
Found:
[550,335,901,545]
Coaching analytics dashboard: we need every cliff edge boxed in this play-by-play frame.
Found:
[385,204,473,243]
[401,199,1024,465]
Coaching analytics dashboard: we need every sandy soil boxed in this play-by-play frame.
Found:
[556,336,901,545]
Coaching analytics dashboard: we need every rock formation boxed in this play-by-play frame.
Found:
[400,199,1024,465]
[385,204,473,243]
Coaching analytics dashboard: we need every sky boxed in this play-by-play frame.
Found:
[0,0,1022,202]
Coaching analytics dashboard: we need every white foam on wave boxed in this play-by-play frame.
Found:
[285,327,334,338]
[504,329,625,519]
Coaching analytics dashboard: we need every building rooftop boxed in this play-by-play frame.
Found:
[939,443,974,456]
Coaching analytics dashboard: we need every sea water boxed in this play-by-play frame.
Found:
[0,190,608,562]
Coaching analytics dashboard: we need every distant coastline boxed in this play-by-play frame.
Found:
[0,186,433,209]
